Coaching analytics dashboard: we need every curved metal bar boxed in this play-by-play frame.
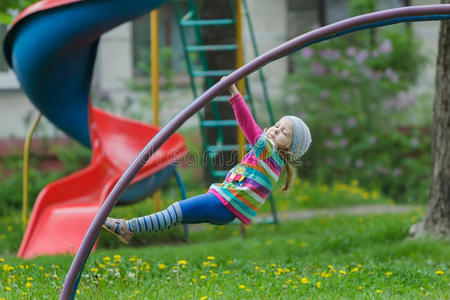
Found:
[61,4,450,299]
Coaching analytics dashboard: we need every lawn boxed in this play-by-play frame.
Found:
[1,210,448,299]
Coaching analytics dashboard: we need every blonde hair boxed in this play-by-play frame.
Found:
[263,128,296,193]
[277,148,296,194]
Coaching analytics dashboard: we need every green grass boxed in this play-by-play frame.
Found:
[1,211,448,299]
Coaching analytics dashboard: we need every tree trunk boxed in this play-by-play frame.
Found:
[200,0,238,183]
[409,0,450,238]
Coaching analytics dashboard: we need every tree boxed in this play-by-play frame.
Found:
[409,0,450,238]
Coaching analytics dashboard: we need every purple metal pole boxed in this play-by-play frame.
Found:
[61,4,450,299]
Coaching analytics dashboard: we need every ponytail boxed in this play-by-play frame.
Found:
[277,149,296,194]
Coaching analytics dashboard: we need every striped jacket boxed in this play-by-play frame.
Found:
[208,94,285,225]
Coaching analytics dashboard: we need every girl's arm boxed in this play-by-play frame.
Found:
[229,93,263,146]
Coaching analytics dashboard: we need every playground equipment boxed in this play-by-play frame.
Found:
[174,0,279,224]
[4,0,188,258]
[3,0,450,298]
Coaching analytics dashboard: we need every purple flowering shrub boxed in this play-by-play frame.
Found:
[285,28,430,203]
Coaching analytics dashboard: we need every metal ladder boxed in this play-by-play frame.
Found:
[174,0,278,223]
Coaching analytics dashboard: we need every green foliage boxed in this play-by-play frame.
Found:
[0,0,39,24]
[0,142,91,217]
[135,46,176,91]
[285,25,428,203]
[0,212,448,298]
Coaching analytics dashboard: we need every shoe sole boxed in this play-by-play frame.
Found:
[102,224,131,245]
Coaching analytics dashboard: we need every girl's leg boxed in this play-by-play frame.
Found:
[178,192,236,225]
[125,193,235,234]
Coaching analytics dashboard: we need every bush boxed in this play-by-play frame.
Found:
[284,24,429,203]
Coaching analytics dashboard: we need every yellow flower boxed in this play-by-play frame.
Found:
[376,289,382,294]
[103,256,111,262]
[351,179,359,186]
[435,270,444,275]
[39,266,44,271]
[211,263,217,267]
[27,277,33,281]
[200,275,206,279]
[358,286,363,290]
[238,284,246,289]
[207,256,215,260]
[200,297,207,300]
[113,255,120,259]
[203,261,210,267]
[350,267,359,273]
[385,271,392,276]
[0,258,4,263]
[217,292,223,295]
[158,264,166,270]
[227,260,233,264]
[178,260,187,265]
[135,291,140,294]
[339,270,346,275]
[129,257,136,262]
[5,287,11,291]
[301,278,310,284]
[316,282,322,288]
[90,268,98,273]
[25,282,32,288]
[223,271,231,275]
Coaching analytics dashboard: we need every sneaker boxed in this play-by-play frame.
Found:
[102,217,134,244]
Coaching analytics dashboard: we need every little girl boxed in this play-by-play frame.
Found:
[103,81,311,244]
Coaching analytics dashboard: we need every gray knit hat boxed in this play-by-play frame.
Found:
[285,116,312,158]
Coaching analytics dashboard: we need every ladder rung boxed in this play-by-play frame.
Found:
[211,170,229,178]
[180,19,235,26]
[212,95,230,102]
[201,120,237,127]
[192,70,233,77]
[211,94,249,103]
[186,44,237,52]
[206,144,251,152]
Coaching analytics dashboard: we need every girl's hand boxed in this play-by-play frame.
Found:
[221,76,240,97]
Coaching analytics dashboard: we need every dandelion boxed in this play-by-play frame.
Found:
[350,267,359,273]
[200,297,207,300]
[217,292,223,296]
[385,271,392,276]
[25,282,32,288]
[135,291,140,295]
[224,271,231,275]
[376,289,382,294]
[435,270,444,275]
[178,260,187,265]
[339,270,346,275]
[0,258,3,263]
[200,275,206,279]
[238,284,246,289]
[358,286,363,290]
[301,278,310,284]
[316,282,322,288]
[90,268,98,273]
[203,261,210,267]
[5,287,11,291]
[158,264,166,270]
[207,256,215,260]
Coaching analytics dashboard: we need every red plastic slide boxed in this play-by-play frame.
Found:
[18,106,187,258]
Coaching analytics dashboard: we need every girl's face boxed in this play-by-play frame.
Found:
[266,117,293,150]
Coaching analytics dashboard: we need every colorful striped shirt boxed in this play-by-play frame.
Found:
[208,94,285,225]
